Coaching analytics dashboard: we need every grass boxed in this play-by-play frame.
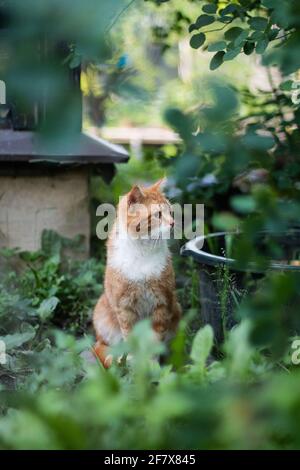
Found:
[0,230,300,449]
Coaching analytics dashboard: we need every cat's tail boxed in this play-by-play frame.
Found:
[93,340,113,369]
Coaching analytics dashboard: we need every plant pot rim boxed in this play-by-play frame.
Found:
[181,230,300,273]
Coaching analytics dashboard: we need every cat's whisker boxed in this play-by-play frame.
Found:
[152,237,159,251]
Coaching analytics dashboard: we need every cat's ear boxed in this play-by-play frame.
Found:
[128,185,145,205]
[150,177,167,192]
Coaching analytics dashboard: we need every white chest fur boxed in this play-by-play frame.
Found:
[109,234,170,282]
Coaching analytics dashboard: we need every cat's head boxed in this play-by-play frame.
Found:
[118,178,174,240]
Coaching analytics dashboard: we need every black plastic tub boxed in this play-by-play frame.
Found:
[181,230,300,344]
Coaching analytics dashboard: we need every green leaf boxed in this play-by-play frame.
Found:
[250,30,264,41]
[256,38,269,54]
[195,14,215,29]
[224,27,244,41]
[176,154,199,182]
[207,40,226,52]
[220,4,238,16]
[219,15,232,23]
[188,23,197,33]
[197,132,226,152]
[243,41,255,55]
[0,326,36,351]
[248,16,268,31]
[190,32,206,49]
[231,195,256,214]
[212,212,240,230]
[209,51,225,70]
[164,108,194,141]
[37,296,60,321]
[202,4,217,14]
[225,321,254,378]
[69,54,81,69]
[268,28,280,40]
[190,325,214,371]
[242,133,275,150]
[223,48,240,61]
[234,29,248,46]
[262,0,277,7]
[280,80,294,91]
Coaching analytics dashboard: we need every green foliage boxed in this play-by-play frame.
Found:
[1,310,300,450]
[210,51,225,70]
[190,32,206,49]
[155,1,298,75]
[0,231,103,390]
[150,0,300,365]
[190,324,213,376]
[239,272,300,358]
[1,237,299,450]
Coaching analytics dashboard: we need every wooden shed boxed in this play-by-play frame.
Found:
[0,129,128,254]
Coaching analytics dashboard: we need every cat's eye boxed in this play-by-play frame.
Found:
[155,211,162,219]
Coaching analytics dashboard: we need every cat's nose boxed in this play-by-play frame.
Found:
[170,218,175,227]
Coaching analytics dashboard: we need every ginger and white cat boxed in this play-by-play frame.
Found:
[93,179,181,367]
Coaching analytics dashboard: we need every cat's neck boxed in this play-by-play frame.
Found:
[107,223,170,282]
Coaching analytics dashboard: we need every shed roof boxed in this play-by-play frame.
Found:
[0,129,129,165]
